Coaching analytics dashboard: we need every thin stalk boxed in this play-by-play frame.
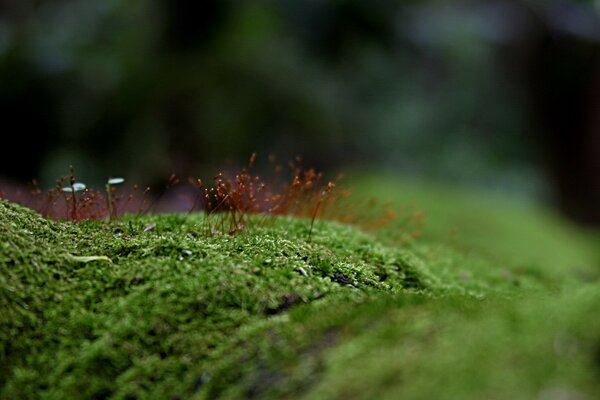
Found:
[105,184,113,220]
[308,199,322,241]
[69,167,77,221]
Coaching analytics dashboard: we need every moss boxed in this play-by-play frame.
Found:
[197,288,600,399]
[1,174,599,399]
[0,200,432,399]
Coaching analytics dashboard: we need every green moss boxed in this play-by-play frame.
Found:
[1,175,599,399]
[0,200,432,399]
[197,288,600,399]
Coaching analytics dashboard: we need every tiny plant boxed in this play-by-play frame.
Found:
[61,166,86,221]
[105,177,125,220]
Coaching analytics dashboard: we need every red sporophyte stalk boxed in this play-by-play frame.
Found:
[308,181,335,241]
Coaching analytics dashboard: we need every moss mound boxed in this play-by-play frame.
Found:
[1,200,433,399]
[1,176,599,399]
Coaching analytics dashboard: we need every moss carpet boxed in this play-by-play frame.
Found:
[1,177,599,399]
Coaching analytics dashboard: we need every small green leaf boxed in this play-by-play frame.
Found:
[65,254,112,264]
[107,177,125,185]
[62,183,87,192]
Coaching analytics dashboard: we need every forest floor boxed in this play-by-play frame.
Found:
[1,176,600,399]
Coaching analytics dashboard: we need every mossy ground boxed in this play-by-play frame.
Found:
[1,177,599,399]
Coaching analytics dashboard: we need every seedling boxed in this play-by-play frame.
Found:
[105,177,125,220]
[61,167,87,221]
[61,183,86,221]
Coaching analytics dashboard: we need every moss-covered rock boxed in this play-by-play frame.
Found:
[1,175,599,400]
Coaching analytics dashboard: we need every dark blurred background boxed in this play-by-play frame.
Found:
[0,0,599,225]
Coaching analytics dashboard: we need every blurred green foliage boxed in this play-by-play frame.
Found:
[0,0,597,195]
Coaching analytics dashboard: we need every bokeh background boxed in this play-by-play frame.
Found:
[1,0,599,225]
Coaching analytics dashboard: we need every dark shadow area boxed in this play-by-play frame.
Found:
[0,0,598,225]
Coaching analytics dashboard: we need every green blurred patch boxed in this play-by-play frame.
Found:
[352,174,599,286]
